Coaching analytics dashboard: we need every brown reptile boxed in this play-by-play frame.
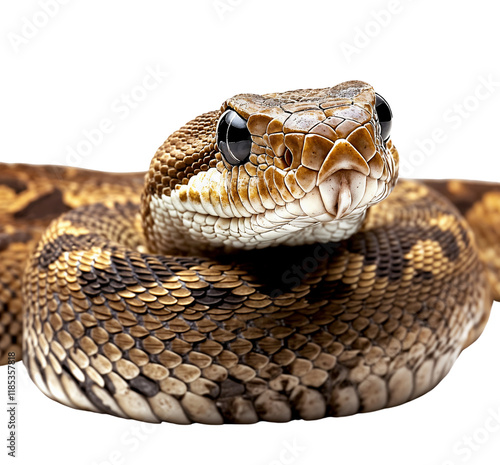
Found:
[1,81,499,424]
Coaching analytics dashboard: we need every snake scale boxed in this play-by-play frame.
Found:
[1,81,500,424]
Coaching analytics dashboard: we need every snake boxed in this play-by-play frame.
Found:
[1,80,499,424]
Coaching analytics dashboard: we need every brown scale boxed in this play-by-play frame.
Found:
[147,111,219,196]
[1,83,499,423]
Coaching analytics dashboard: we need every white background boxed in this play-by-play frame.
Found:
[1,1,500,464]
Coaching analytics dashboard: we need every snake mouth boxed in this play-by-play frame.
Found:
[318,169,376,219]
[297,167,383,221]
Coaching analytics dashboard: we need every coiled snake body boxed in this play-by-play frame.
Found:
[1,81,499,423]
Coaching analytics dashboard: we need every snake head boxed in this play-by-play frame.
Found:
[143,81,399,254]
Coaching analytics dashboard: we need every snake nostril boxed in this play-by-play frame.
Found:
[284,149,293,168]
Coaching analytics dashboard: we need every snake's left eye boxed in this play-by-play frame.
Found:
[216,109,252,165]
[375,93,393,143]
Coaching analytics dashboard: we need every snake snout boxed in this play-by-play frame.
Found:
[286,110,393,220]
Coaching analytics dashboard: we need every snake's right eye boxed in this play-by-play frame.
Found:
[216,109,252,165]
[375,93,393,143]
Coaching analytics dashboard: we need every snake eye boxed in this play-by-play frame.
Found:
[216,109,252,165]
[375,93,393,143]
